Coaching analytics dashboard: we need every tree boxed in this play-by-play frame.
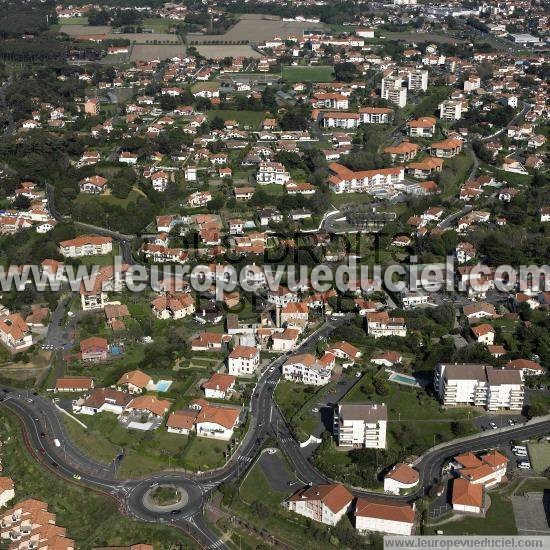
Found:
[334,62,359,82]
[374,378,390,396]
[209,115,225,130]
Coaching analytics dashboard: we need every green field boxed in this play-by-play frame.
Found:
[142,17,178,32]
[282,65,334,83]
[75,188,143,208]
[527,441,550,473]
[0,411,187,548]
[206,109,265,131]
[62,412,228,476]
[58,17,88,25]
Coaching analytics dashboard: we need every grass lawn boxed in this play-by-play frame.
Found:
[345,375,479,451]
[240,457,288,507]
[527,441,550,473]
[330,192,373,208]
[515,478,550,495]
[75,188,142,208]
[206,109,265,131]
[282,65,334,83]
[77,243,120,267]
[425,492,517,535]
[63,412,228,476]
[0,411,188,549]
[59,17,89,25]
[142,17,177,32]
[216,462,329,549]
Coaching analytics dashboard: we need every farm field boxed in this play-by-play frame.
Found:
[117,32,181,44]
[188,13,326,45]
[383,31,465,45]
[282,65,334,83]
[59,24,112,36]
[196,44,263,59]
[130,43,186,62]
[206,109,265,130]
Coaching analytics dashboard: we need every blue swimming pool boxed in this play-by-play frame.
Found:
[156,380,173,392]
[389,372,421,387]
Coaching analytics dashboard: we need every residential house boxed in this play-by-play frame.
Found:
[282,352,335,386]
[227,345,260,377]
[202,373,236,399]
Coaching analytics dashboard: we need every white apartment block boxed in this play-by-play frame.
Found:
[358,107,393,124]
[334,402,387,449]
[257,161,290,185]
[381,75,407,108]
[408,69,428,92]
[355,499,415,536]
[439,99,463,120]
[286,484,353,527]
[328,163,404,194]
[435,363,524,411]
[59,235,113,258]
[227,345,260,376]
[322,112,360,129]
[282,352,335,386]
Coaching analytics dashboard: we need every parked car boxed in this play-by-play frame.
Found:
[517,461,531,469]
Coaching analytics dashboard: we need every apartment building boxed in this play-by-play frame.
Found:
[256,161,290,185]
[0,313,33,352]
[355,499,415,536]
[435,363,524,411]
[366,311,407,338]
[321,112,360,129]
[407,116,437,137]
[334,402,387,449]
[58,235,113,258]
[358,107,393,124]
[439,99,463,120]
[227,345,260,376]
[151,294,195,320]
[282,352,335,386]
[328,163,404,194]
[408,69,428,92]
[312,92,349,110]
[286,484,353,526]
[451,450,509,488]
[381,74,407,108]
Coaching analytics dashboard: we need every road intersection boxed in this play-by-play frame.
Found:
[1,317,550,548]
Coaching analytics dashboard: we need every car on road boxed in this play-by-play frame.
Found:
[170,509,182,516]
[355,372,362,378]
[269,367,275,373]
[73,474,81,480]
[508,419,515,426]
[150,482,159,488]
[490,422,497,429]
[311,407,319,413]
[517,461,531,469]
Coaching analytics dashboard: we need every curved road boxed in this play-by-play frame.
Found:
[2,353,550,549]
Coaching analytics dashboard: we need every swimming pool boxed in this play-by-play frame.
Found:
[388,372,421,387]
[155,380,173,392]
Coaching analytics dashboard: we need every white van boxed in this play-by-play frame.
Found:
[53,438,61,448]
[518,461,531,469]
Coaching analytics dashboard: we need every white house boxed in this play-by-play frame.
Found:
[202,373,236,399]
[227,345,260,377]
[451,478,483,514]
[384,463,420,495]
[256,162,290,185]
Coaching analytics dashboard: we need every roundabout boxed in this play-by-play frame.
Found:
[144,484,188,512]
